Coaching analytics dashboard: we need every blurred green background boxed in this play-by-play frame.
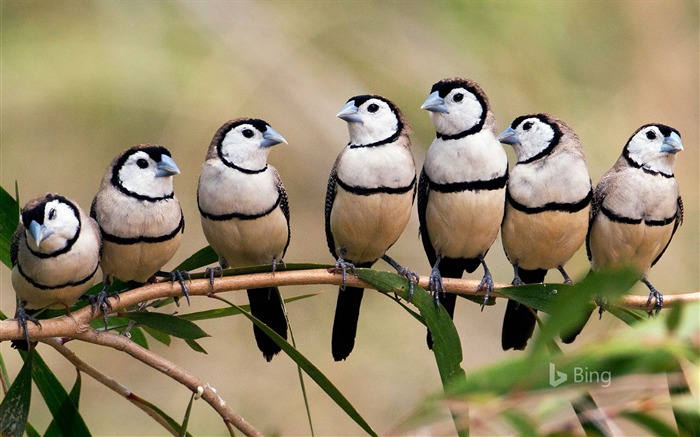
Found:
[1,1,697,435]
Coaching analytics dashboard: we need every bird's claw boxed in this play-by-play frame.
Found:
[272,257,286,274]
[168,270,191,306]
[646,289,663,316]
[89,288,119,328]
[428,265,445,307]
[397,267,420,302]
[15,306,41,347]
[477,271,494,310]
[205,266,223,288]
[333,258,356,291]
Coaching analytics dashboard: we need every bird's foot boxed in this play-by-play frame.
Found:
[558,265,573,284]
[380,254,419,301]
[205,266,223,288]
[428,265,445,307]
[89,286,119,328]
[477,270,494,310]
[271,257,286,274]
[333,257,356,291]
[511,276,524,286]
[14,305,41,348]
[159,270,191,306]
[642,277,663,316]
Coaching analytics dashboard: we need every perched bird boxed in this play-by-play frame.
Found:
[326,95,417,361]
[198,118,290,361]
[11,193,101,348]
[418,77,508,348]
[587,124,683,317]
[91,145,185,316]
[498,114,592,350]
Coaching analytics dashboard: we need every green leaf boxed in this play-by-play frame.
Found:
[0,185,20,268]
[127,393,193,437]
[622,411,679,436]
[178,392,196,437]
[571,392,610,437]
[126,327,149,349]
[45,371,82,437]
[0,349,33,437]
[607,305,646,326]
[502,410,540,436]
[175,246,218,272]
[355,269,467,437]
[28,350,91,436]
[119,311,210,340]
[143,326,172,346]
[25,422,40,437]
[184,339,208,354]
[213,295,377,437]
[179,293,318,322]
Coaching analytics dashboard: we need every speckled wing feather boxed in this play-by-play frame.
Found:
[651,195,683,267]
[275,169,291,257]
[324,166,338,258]
[417,168,436,266]
[586,172,612,261]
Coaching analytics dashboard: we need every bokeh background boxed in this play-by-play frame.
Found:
[1,1,697,435]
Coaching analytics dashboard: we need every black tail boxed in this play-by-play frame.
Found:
[501,268,546,351]
[247,287,288,362]
[427,258,474,349]
[332,286,364,361]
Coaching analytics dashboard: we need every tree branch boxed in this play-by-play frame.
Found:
[1,268,698,342]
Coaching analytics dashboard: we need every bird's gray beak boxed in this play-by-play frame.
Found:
[261,126,288,148]
[28,220,52,246]
[497,127,520,145]
[661,131,683,154]
[156,154,181,177]
[420,91,448,113]
[336,101,362,123]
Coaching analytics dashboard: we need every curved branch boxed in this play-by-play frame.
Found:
[42,337,180,435]
[1,269,698,341]
[69,328,260,437]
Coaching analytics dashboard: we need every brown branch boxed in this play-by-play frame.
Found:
[69,329,259,437]
[41,337,180,436]
[1,269,698,342]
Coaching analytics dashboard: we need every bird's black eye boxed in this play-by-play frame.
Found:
[48,208,56,220]
[367,103,379,113]
[137,158,149,169]
[242,129,254,138]
[523,121,533,131]
[454,93,464,102]
[646,130,657,140]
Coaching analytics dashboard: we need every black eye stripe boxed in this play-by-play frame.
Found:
[523,121,533,130]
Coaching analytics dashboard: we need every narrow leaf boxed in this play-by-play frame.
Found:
[213,296,377,437]
[178,393,196,437]
[502,410,540,436]
[126,327,149,349]
[27,350,91,436]
[119,312,209,339]
[175,246,218,272]
[571,392,610,437]
[143,326,172,346]
[180,293,317,322]
[184,339,208,354]
[128,393,193,437]
[0,185,20,268]
[621,411,679,436]
[45,371,83,437]
[0,349,33,437]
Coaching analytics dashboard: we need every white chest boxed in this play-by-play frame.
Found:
[424,130,507,183]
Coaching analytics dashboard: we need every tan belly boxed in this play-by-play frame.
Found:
[589,215,674,274]
[101,233,181,282]
[330,190,412,263]
[502,206,589,270]
[13,267,97,310]
[202,208,288,268]
[426,188,504,259]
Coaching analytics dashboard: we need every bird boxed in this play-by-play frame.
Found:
[326,94,417,361]
[498,114,592,350]
[91,144,185,318]
[587,123,683,319]
[11,193,101,349]
[418,77,508,348]
[197,118,290,361]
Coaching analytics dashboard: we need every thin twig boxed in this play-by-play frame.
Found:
[41,337,180,435]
